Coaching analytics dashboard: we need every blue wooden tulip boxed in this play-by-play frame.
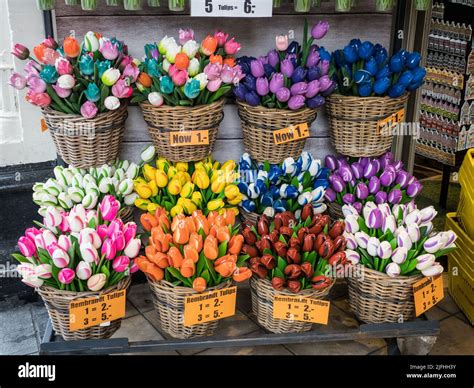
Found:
[387,83,406,98]
[318,47,331,62]
[244,91,260,106]
[273,199,287,213]
[364,58,378,76]
[343,45,358,64]
[373,77,391,95]
[358,41,374,60]
[375,65,391,79]
[389,53,404,73]
[354,69,372,84]
[241,199,256,213]
[291,66,307,83]
[261,192,274,207]
[406,52,421,69]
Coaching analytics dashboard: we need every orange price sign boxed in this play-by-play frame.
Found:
[377,108,405,135]
[69,289,127,332]
[41,118,48,132]
[413,276,444,317]
[273,123,309,145]
[184,286,237,327]
[169,130,209,146]
[273,295,330,325]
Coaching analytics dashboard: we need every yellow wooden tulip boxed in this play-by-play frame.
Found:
[180,182,195,198]
[135,183,153,199]
[207,198,225,211]
[224,184,239,199]
[170,204,184,217]
[155,170,168,188]
[193,171,210,189]
[134,198,151,210]
[168,178,182,195]
[175,162,188,172]
[143,164,157,182]
[148,180,159,196]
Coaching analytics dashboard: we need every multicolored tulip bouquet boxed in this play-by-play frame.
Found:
[32,159,140,216]
[330,39,426,98]
[234,20,336,110]
[238,152,329,217]
[133,146,242,216]
[325,152,423,213]
[13,196,140,291]
[241,205,347,293]
[10,32,137,118]
[131,28,244,107]
[136,208,252,292]
[343,202,456,277]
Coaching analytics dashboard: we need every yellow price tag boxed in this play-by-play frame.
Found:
[69,289,127,332]
[273,123,309,145]
[169,130,209,146]
[413,276,444,317]
[273,295,330,325]
[184,286,237,327]
[377,108,405,135]
[41,118,48,132]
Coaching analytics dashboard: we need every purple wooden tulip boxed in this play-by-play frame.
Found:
[305,80,321,98]
[368,176,380,194]
[250,59,265,78]
[256,77,269,96]
[306,96,325,108]
[339,165,353,183]
[388,188,403,204]
[319,75,332,92]
[356,182,369,200]
[307,66,321,81]
[379,152,394,169]
[329,174,345,193]
[395,171,411,189]
[392,160,404,171]
[359,157,369,167]
[306,47,320,68]
[374,191,387,204]
[318,60,330,76]
[353,202,363,214]
[325,155,337,170]
[337,157,349,169]
[276,87,290,102]
[351,162,364,179]
[364,161,378,179]
[288,95,305,110]
[281,59,294,78]
[406,181,422,198]
[269,73,284,93]
[380,170,395,187]
[321,82,336,97]
[325,187,336,202]
[267,50,279,68]
[372,159,381,173]
[311,21,330,39]
[290,82,308,96]
[343,193,355,204]
[367,208,383,229]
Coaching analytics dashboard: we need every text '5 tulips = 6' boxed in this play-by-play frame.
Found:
[134,146,242,216]
[136,208,252,293]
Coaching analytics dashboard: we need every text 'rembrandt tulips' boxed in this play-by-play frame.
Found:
[10,32,137,118]
[238,152,328,217]
[242,204,348,293]
[136,208,252,292]
[32,159,140,216]
[13,196,140,291]
[342,202,457,277]
[133,146,243,216]
[131,28,244,107]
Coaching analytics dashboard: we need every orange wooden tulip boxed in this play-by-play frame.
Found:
[162,234,173,253]
[215,226,231,243]
[203,235,218,260]
[33,44,46,63]
[145,245,157,260]
[168,246,184,268]
[146,263,164,282]
[188,232,203,253]
[215,261,236,278]
[149,252,169,269]
[194,214,210,235]
[223,209,236,226]
[63,36,81,58]
[185,217,196,234]
[214,254,237,267]
[135,256,150,272]
[173,219,190,245]
[184,245,199,263]
[171,214,186,231]
[232,267,252,282]
[141,213,158,232]
[201,35,218,56]
[155,207,170,231]
[138,72,152,88]
[180,258,195,278]
[214,214,226,227]
[175,52,190,70]
[223,57,236,67]
[207,211,217,226]
[228,235,244,255]
[210,54,223,65]
[193,277,207,293]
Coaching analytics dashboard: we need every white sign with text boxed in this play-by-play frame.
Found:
[191,0,273,17]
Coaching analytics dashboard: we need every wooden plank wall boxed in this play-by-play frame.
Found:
[55,1,394,163]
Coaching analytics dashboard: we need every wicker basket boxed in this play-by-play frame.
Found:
[250,276,335,333]
[237,101,318,164]
[139,99,225,162]
[325,94,409,157]
[37,277,131,341]
[147,278,231,339]
[327,202,344,221]
[347,265,422,323]
[119,206,134,224]
[43,104,128,169]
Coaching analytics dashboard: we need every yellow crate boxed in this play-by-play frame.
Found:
[457,149,474,239]
[445,213,474,274]
[448,249,474,325]
[458,148,474,191]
